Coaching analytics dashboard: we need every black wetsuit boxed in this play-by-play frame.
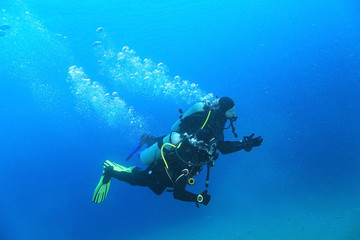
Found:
[110,140,211,203]
[113,108,248,203]
[178,109,246,154]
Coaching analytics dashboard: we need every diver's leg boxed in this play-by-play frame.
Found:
[109,163,169,195]
[109,165,147,186]
[92,160,137,203]
[92,164,113,204]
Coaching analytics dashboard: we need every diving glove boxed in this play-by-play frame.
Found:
[242,133,263,152]
[196,190,211,207]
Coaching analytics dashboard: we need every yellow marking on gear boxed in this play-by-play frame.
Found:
[161,143,176,169]
[188,178,195,185]
[201,110,211,129]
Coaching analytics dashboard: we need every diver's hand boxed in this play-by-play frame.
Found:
[242,133,263,152]
[197,190,211,206]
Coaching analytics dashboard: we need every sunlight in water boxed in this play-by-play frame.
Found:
[0,0,71,110]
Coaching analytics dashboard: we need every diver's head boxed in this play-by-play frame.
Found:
[219,96,237,121]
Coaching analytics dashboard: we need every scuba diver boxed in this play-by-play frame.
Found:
[92,96,263,207]
[93,129,217,206]
[171,96,263,154]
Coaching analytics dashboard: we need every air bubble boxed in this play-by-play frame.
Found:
[93,42,213,104]
[92,41,102,47]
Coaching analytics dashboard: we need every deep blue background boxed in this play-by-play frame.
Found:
[1,0,360,239]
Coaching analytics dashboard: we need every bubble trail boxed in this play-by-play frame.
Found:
[93,29,214,104]
[67,66,147,134]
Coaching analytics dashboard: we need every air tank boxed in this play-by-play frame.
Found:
[140,132,182,165]
[171,102,206,132]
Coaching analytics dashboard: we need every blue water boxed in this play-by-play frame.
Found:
[1,0,360,239]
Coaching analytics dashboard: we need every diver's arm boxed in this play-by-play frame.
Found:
[217,140,245,154]
[172,172,210,206]
[172,173,198,202]
[217,134,263,154]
